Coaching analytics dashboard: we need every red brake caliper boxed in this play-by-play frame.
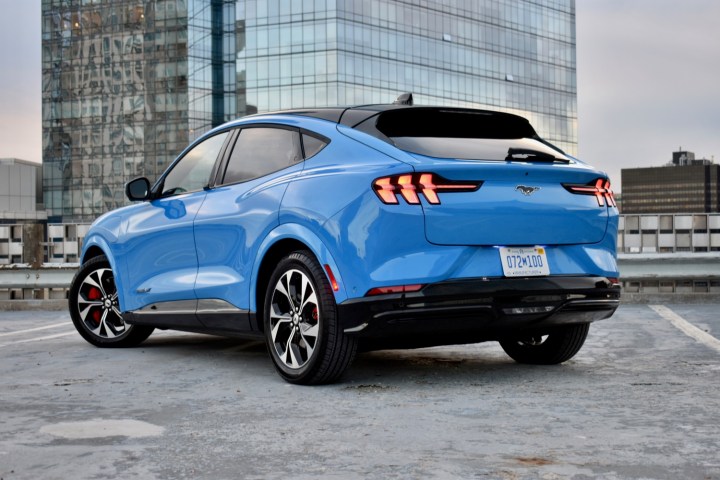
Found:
[87,287,102,324]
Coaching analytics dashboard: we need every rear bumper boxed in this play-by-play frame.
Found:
[337,276,620,346]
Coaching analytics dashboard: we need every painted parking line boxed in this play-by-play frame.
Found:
[0,331,76,349]
[650,305,720,353]
[0,322,71,338]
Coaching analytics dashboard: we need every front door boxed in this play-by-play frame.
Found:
[119,131,231,313]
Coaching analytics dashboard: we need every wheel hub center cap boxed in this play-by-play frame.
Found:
[104,299,112,309]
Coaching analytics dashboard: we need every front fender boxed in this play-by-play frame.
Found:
[249,223,348,312]
[80,234,128,312]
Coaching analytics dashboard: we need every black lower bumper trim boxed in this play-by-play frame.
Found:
[337,276,620,344]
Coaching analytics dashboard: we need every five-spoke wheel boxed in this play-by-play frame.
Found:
[264,251,357,384]
[69,255,153,347]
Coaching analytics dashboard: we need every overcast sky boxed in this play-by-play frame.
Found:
[576,0,720,190]
[1,1,718,192]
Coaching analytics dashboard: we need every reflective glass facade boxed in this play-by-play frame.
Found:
[43,0,576,221]
[239,0,577,152]
[42,0,236,221]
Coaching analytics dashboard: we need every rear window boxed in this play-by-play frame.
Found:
[376,108,536,138]
[364,108,569,161]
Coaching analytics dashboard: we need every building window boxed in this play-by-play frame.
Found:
[659,215,673,233]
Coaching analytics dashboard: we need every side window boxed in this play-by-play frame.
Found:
[222,127,301,185]
[302,133,328,159]
[161,131,229,197]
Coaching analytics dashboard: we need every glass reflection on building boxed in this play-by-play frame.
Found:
[43,0,577,221]
[238,0,577,153]
[42,0,236,221]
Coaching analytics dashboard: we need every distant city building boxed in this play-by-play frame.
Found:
[621,150,719,214]
[670,149,713,167]
[619,213,720,254]
[0,158,46,224]
[0,158,46,265]
[42,0,578,222]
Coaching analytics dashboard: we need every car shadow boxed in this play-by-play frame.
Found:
[345,348,587,386]
[142,332,265,350]
[136,333,588,387]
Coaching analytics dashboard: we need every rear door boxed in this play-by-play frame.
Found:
[192,125,306,330]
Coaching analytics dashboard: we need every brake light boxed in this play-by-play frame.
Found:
[372,173,481,205]
[366,284,425,296]
[563,178,616,207]
[397,174,420,204]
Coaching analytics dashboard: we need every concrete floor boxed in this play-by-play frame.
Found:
[1,305,719,479]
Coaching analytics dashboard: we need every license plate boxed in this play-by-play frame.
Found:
[499,247,550,277]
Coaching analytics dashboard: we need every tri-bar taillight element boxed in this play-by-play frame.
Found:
[373,173,482,205]
[562,178,616,207]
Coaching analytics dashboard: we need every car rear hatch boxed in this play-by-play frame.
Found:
[412,156,610,245]
[357,107,614,246]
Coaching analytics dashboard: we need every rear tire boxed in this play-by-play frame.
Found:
[263,250,357,385]
[69,255,154,348]
[499,323,590,365]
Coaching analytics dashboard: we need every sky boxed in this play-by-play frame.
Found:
[0,0,41,164]
[576,0,720,190]
[1,1,719,192]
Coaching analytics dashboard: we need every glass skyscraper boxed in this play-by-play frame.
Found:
[42,0,577,222]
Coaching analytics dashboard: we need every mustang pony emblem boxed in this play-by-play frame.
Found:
[515,185,541,196]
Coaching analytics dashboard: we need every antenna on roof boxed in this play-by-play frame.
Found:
[393,93,413,105]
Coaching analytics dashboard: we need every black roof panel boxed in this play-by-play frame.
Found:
[256,108,348,123]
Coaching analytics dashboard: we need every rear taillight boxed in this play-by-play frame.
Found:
[563,178,616,207]
[373,173,482,205]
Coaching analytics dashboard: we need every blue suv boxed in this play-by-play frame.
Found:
[69,98,620,384]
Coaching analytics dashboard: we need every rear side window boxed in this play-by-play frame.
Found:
[364,108,568,161]
[222,127,301,185]
[301,133,328,159]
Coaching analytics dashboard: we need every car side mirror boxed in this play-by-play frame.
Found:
[126,177,151,201]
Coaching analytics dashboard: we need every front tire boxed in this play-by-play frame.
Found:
[263,251,357,385]
[69,255,154,348]
[499,323,590,365]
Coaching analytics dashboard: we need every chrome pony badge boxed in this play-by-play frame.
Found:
[515,185,541,196]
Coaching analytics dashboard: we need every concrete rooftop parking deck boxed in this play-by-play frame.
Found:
[1,305,719,480]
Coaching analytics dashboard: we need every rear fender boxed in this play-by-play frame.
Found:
[250,224,347,312]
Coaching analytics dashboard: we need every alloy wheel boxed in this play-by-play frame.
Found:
[76,267,127,339]
[268,269,320,369]
[518,335,548,346]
